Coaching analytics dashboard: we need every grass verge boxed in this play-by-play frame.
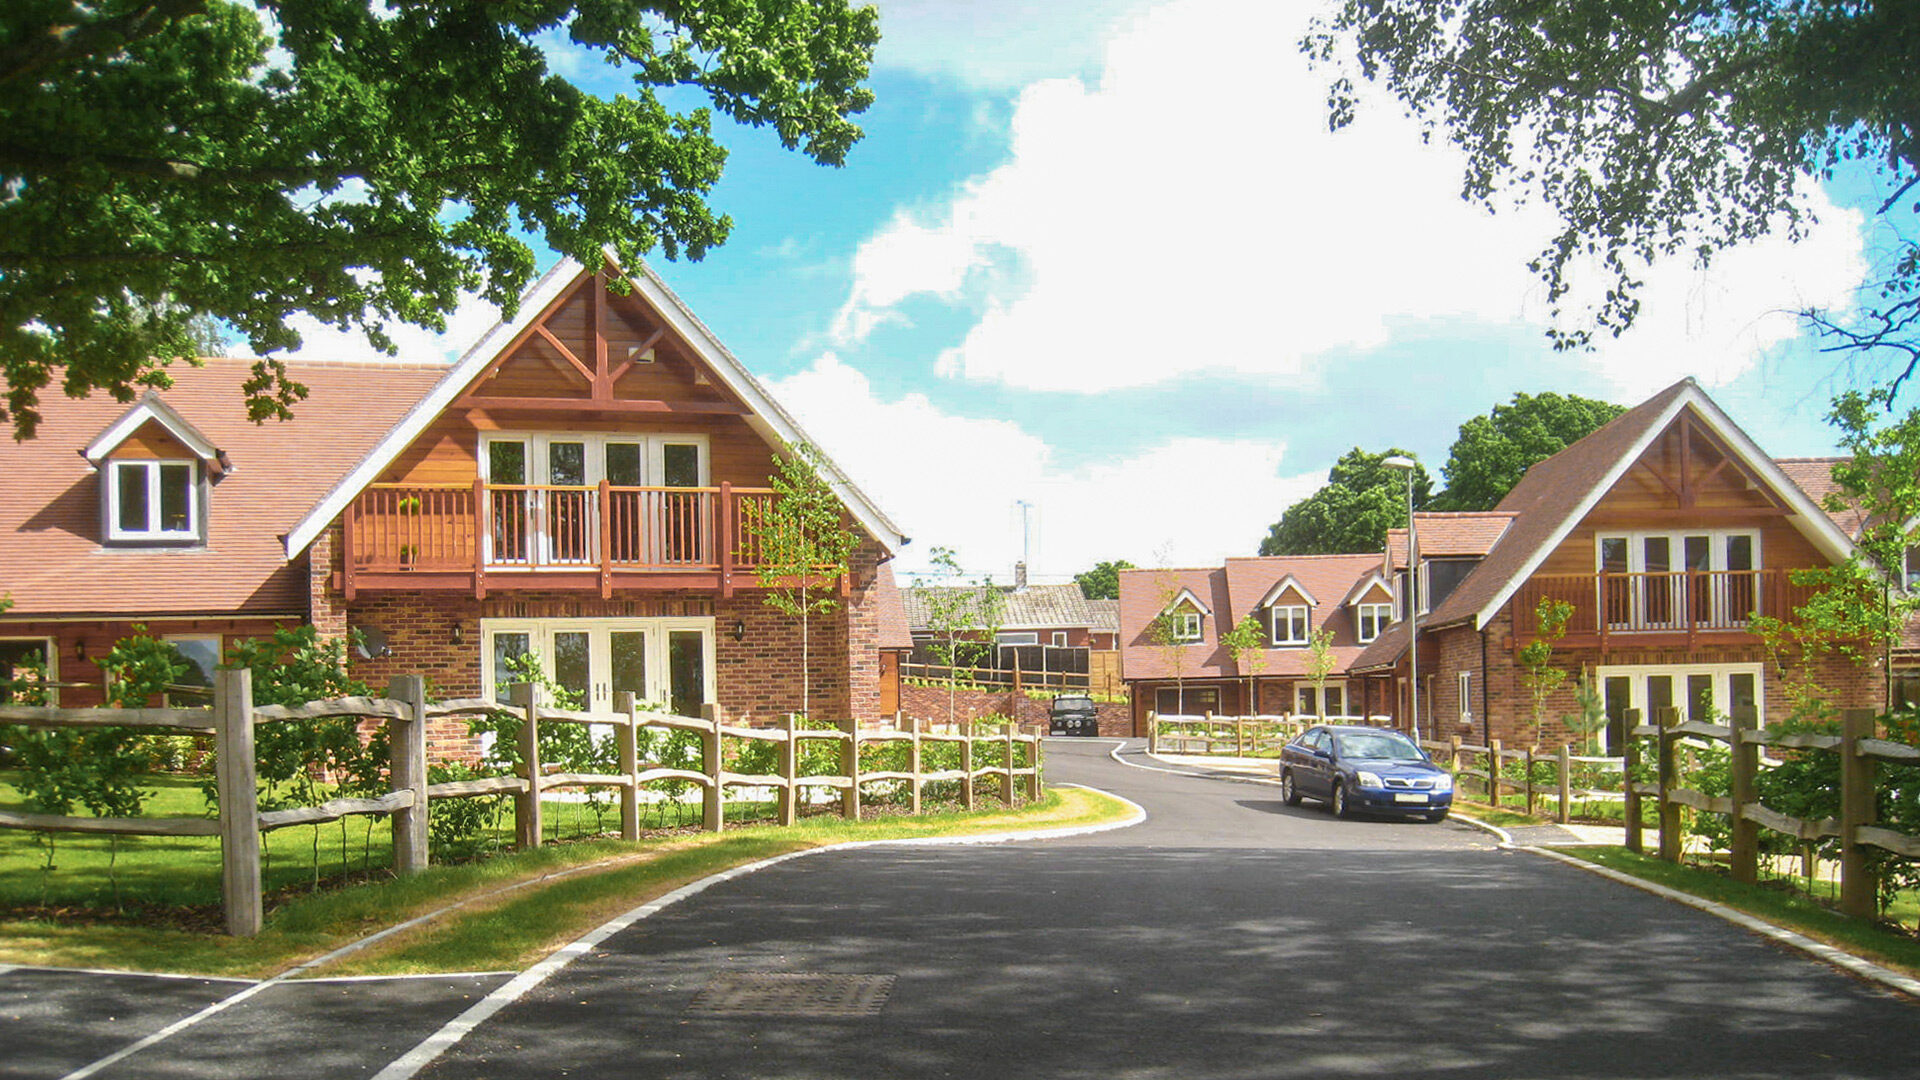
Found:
[1556,846,1920,981]
[0,786,1131,979]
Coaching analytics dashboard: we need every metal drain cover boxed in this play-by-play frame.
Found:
[688,973,895,1017]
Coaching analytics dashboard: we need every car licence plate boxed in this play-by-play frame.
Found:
[1393,793,1427,803]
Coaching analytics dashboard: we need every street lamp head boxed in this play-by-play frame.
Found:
[1381,455,1416,471]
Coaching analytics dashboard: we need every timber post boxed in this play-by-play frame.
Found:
[1027,725,1043,800]
[1147,710,1158,754]
[909,716,924,815]
[615,690,640,841]
[1001,723,1016,804]
[779,713,800,827]
[1728,705,1760,885]
[1656,706,1682,863]
[215,667,262,937]
[1623,709,1644,854]
[961,717,976,811]
[702,703,724,833]
[513,681,542,849]
[1840,707,1879,919]
[841,717,862,822]
[1488,739,1503,807]
[387,675,429,875]
[1557,743,1572,825]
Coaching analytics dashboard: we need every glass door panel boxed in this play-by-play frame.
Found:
[1604,677,1632,753]
[552,630,592,707]
[1729,673,1759,723]
[1642,537,1673,626]
[488,440,531,564]
[1686,674,1714,724]
[1646,675,1674,721]
[610,631,648,708]
[658,442,704,565]
[1600,536,1631,627]
[490,631,531,698]
[546,441,591,564]
[605,443,645,563]
[1726,534,1757,621]
[668,630,705,719]
[1684,535,1713,625]
[1324,685,1345,718]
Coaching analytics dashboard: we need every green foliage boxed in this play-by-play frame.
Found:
[1306,2,1920,367]
[917,547,1007,723]
[1518,598,1573,744]
[1074,559,1135,600]
[1303,627,1337,700]
[1,0,879,439]
[1562,671,1608,756]
[219,626,381,815]
[424,762,508,860]
[747,441,862,717]
[1220,614,1267,673]
[1431,393,1627,511]
[1259,447,1431,556]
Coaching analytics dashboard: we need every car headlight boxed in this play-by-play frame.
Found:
[1432,773,1454,793]
[1355,770,1384,788]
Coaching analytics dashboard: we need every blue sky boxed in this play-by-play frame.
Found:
[287,0,1905,584]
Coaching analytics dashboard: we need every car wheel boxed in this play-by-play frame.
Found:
[1425,810,1449,824]
[1331,782,1351,819]
[1281,771,1302,806]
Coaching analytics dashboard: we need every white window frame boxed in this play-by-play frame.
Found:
[106,458,199,541]
[480,432,712,489]
[481,616,716,714]
[1270,604,1309,646]
[1296,680,1347,719]
[1050,631,1068,648]
[1356,603,1392,643]
[1595,529,1763,628]
[1169,611,1202,643]
[163,635,222,706]
[1458,671,1473,724]
[1593,662,1765,752]
[996,631,1039,646]
[0,636,58,705]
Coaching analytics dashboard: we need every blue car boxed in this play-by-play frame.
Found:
[1279,725,1453,823]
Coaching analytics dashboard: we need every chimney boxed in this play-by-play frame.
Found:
[1014,561,1028,591]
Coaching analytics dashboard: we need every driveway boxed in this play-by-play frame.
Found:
[9,738,1916,1079]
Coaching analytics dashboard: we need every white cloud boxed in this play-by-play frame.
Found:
[870,0,1156,91]
[769,353,1323,580]
[835,0,1869,397]
[263,291,503,366]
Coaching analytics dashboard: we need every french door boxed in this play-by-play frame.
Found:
[483,617,715,717]
[1597,530,1759,630]
[1595,663,1762,753]
[482,434,709,567]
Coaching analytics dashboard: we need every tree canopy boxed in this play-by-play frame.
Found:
[1,0,878,438]
[1258,448,1432,557]
[1431,392,1625,511]
[1306,2,1920,382]
[1074,559,1136,600]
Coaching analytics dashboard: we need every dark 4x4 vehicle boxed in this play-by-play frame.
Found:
[1048,694,1099,737]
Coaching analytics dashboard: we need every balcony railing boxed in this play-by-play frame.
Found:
[345,482,777,579]
[1514,570,1823,644]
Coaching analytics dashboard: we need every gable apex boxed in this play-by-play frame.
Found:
[84,390,228,476]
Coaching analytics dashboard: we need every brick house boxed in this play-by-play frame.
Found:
[1,257,911,737]
[1116,554,1390,733]
[1347,377,1877,750]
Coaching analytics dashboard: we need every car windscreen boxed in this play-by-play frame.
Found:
[1332,733,1424,761]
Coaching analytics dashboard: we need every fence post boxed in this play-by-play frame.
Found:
[702,704,724,833]
[1728,705,1760,885]
[909,716,924,816]
[1656,705,1682,863]
[1027,725,1043,800]
[1488,739,1503,807]
[1002,724,1016,804]
[1623,708,1644,854]
[961,717,976,811]
[615,690,639,841]
[1236,715,1246,757]
[387,675,429,875]
[841,717,862,822]
[1524,745,1536,818]
[513,681,542,849]
[215,667,262,937]
[779,714,800,827]
[1448,735,1461,776]
[1840,707,1879,919]
[1557,743,1572,825]
[1147,710,1159,754]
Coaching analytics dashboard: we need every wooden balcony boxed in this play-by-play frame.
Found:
[1512,570,1822,651]
[338,482,782,599]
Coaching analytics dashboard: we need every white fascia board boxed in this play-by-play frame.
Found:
[1161,587,1212,618]
[282,259,583,558]
[1256,574,1317,609]
[1469,384,1860,630]
[1341,571,1391,609]
[85,391,222,467]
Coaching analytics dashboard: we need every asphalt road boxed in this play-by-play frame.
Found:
[9,738,1919,1079]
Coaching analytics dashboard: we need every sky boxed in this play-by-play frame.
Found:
[282,0,1904,586]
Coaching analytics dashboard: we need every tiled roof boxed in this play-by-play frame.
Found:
[1118,554,1385,682]
[871,562,914,651]
[1385,512,1516,569]
[0,358,444,618]
[904,582,1113,632]
[1775,457,1864,538]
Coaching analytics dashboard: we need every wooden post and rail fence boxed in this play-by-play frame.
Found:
[1147,712,1396,756]
[0,669,1044,937]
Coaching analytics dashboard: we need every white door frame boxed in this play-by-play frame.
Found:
[481,616,717,714]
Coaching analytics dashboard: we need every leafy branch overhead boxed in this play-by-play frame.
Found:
[1307,2,1920,383]
[0,0,879,438]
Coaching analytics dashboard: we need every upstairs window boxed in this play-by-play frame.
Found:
[108,460,197,541]
[1168,611,1202,642]
[1356,603,1392,643]
[1271,604,1309,645]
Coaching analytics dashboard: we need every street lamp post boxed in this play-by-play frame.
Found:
[1382,455,1419,743]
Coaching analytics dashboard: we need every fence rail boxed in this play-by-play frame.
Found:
[0,670,1044,936]
[1147,712,1396,757]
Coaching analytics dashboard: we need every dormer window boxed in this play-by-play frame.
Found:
[1356,603,1392,643]
[1271,604,1309,645]
[1170,611,1202,642]
[109,460,197,540]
